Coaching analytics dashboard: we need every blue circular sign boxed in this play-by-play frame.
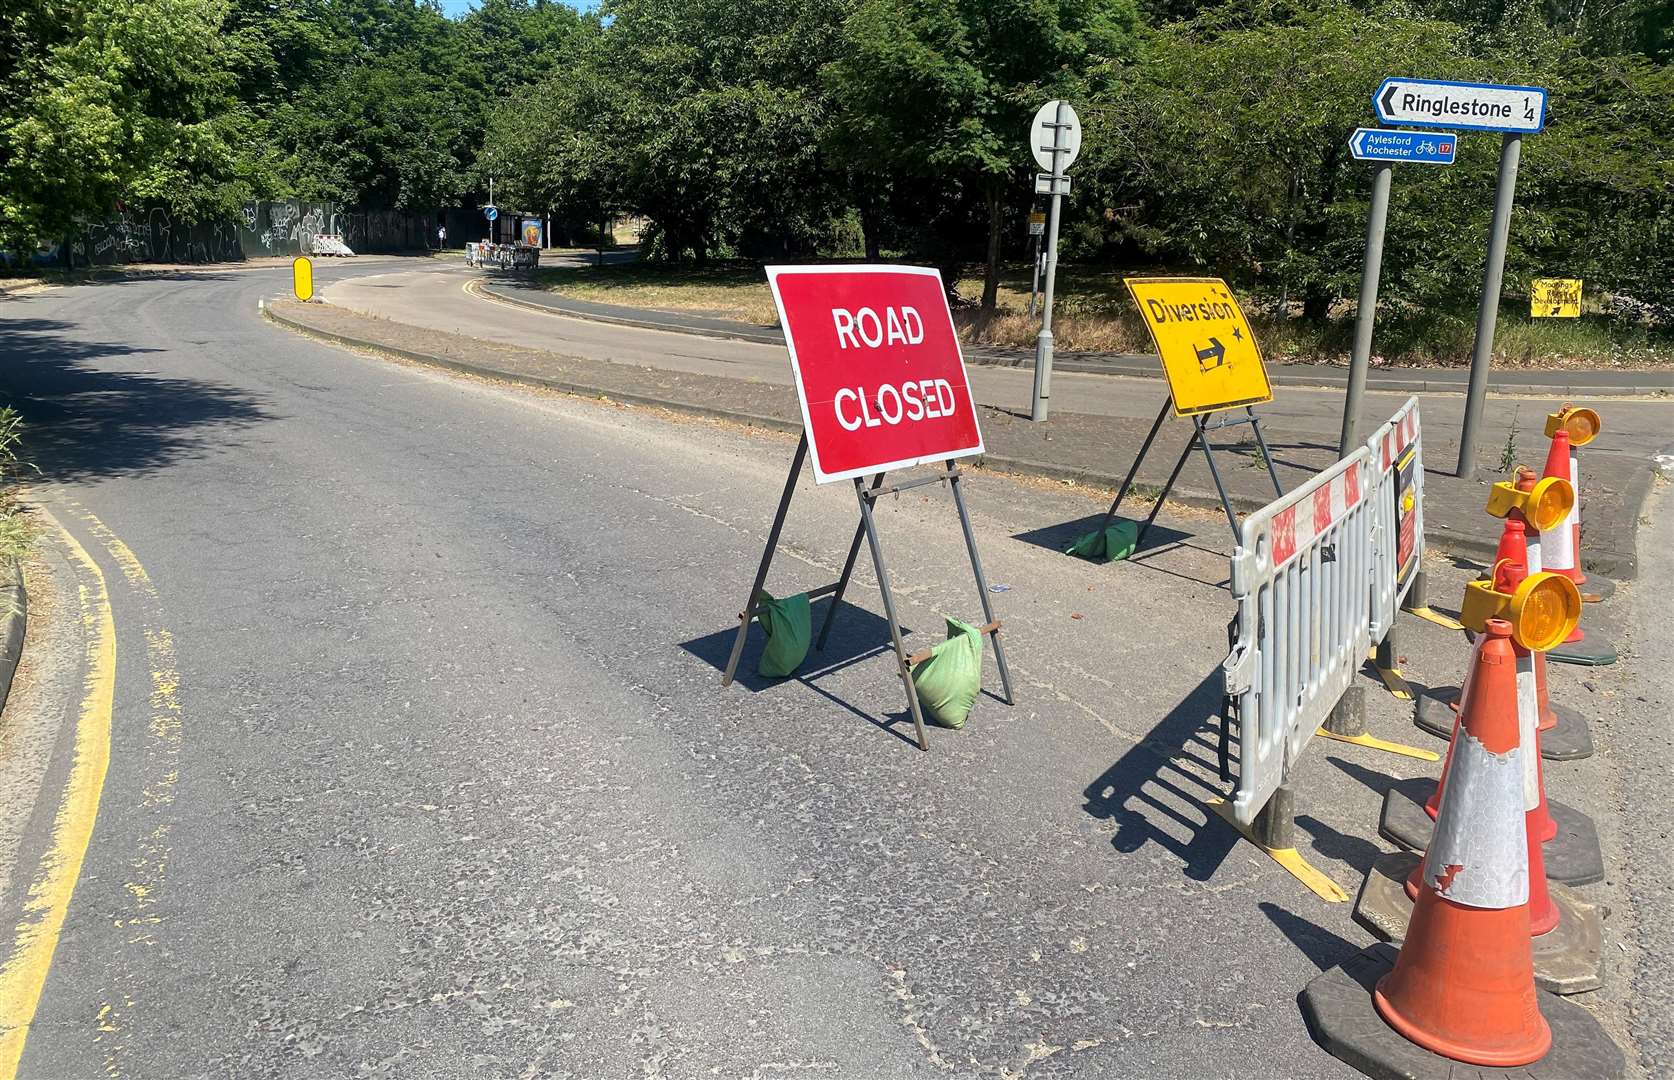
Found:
[484,206,499,222]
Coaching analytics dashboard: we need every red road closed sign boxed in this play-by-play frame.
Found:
[766,265,984,484]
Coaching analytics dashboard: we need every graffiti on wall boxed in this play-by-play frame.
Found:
[17,199,433,267]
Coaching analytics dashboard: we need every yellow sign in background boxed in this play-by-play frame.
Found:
[292,256,314,302]
[1530,278,1581,318]
[1124,277,1272,416]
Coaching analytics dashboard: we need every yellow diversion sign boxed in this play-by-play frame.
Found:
[1124,277,1272,416]
[1530,278,1581,318]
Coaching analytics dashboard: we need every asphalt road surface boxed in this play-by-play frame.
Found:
[0,261,1664,1078]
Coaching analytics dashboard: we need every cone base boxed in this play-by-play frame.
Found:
[1354,851,1605,995]
[1303,944,1625,1080]
[1378,784,1604,886]
[1548,635,1618,667]
[1412,686,1592,760]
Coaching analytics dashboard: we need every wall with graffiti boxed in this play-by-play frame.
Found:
[18,200,435,267]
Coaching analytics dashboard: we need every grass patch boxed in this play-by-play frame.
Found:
[0,408,36,567]
[532,259,1673,368]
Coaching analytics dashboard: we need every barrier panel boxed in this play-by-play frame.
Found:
[1363,396,1424,642]
[466,242,540,270]
[1221,448,1374,826]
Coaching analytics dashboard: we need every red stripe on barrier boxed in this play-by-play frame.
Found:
[1273,506,1297,566]
[1313,486,1333,533]
[1344,464,1361,507]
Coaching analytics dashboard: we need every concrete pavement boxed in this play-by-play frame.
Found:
[312,259,1674,575]
[0,260,1661,1076]
[484,274,1674,397]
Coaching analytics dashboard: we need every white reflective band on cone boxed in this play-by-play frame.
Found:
[1525,528,1544,574]
[1516,654,1539,811]
[1543,496,1577,571]
[1420,733,1529,909]
[1570,452,1583,547]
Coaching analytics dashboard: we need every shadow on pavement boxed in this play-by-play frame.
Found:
[680,597,935,750]
[1295,813,1386,877]
[1081,664,1241,883]
[0,315,271,483]
[1259,900,1364,971]
[1011,513,1192,557]
[1327,755,1435,805]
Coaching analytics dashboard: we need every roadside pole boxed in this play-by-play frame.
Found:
[1457,133,1523,479]
[1365,77,1547,481]
[1028,100,1080,423]
[1032,175,1063,421]
[1340,125,1459,458]
[1340,163,1393,457]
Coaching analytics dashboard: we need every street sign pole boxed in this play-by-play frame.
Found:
[1457,132,1522,480]
[1033,166,1063,422]
[1030,100,1078,422]
[1340,162,1393,457]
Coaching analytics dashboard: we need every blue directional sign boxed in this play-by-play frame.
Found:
[1374,77,1546,134]
[484,205,499,222]
[1349,128,1458,165]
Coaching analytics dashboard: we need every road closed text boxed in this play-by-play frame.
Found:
[834,380,958,431]
[767,265,985,483]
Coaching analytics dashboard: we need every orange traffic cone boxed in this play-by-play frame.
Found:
[1375,619,1550,1066]
[1541,430,1584,637]
[1421,524,1523,822]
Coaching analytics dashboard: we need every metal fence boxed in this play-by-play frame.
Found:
[1220,398,1425,825]
[11,200,434,268]
[1221,449,1376,825]
[465,242,540,270]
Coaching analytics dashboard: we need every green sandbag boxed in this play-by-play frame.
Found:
[1065,518,1139,563]
[754,589,811,678]
[910,617,983,729]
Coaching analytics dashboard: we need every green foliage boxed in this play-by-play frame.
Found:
[1,0,263,251]
[1075,0,1674,319]
[0,408,36,567]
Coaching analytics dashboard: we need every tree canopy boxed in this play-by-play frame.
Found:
[2,0,1669,316]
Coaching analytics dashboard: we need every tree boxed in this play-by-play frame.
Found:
[1,0,260,254]
[827,0,1138,309]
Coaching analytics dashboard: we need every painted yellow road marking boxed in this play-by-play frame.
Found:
[0,511,115,1077]
[59,503,179,1077]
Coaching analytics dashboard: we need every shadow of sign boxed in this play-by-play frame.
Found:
[679,598,931,749]
[1011,513,1192,558]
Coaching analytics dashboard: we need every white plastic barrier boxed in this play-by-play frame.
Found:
[310,233,356,257]
[1221,449,1375,825]
[1363,396,1424,642]
[465,242,539,270]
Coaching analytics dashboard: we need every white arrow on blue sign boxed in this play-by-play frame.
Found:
[484,205,499,222]
[1349,128,1459,165]
[1374,77,1546,134]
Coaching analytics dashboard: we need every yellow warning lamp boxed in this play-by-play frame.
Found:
[1544,404,1600,447]
[1461,569,1581,653]
[1485,474,1573,533]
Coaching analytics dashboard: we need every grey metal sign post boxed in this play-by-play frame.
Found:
[1372,77,1547,479]
[1029,100,1080,422]
[1338,127,1459,457]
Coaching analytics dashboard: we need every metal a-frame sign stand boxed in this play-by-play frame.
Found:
[721,435,1015,751]
[1092,398,1283,550]
[720,263,1016,752]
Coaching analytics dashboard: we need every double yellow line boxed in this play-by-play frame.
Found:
[0,512,115,1077]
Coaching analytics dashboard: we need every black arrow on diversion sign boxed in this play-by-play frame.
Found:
[1380,82,1399,116]
[1195,337,1227,371]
